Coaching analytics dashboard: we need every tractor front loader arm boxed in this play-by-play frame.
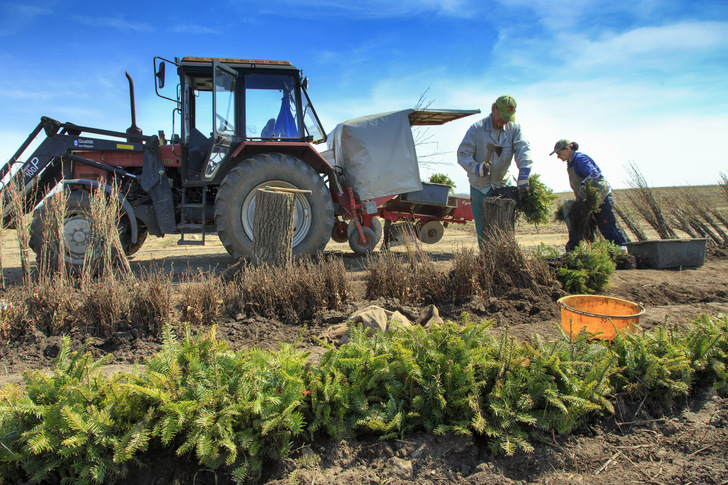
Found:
[0,117,148,223]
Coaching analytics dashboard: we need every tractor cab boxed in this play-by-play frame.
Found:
[154,56,327,183]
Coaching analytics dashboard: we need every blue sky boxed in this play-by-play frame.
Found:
[1,0,727,194]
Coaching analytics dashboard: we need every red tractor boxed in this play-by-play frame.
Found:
[2,56,477,268]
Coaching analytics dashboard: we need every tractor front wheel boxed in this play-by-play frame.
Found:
[348,226,377,254]
[29,190,139,274]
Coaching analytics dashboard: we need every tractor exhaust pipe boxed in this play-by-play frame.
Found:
[125,71,143,141]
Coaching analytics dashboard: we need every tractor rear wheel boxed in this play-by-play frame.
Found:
[215,153,334,260]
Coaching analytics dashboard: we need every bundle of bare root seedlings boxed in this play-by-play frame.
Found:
[479,226,553,297]
[566,199,598,246]
[489,174,557,227]
[625,162,678,239]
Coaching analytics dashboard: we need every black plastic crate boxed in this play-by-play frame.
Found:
[401,182,451,206]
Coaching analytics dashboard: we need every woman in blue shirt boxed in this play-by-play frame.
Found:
[550,139,627,251]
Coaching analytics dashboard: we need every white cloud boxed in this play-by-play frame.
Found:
[0,3,54,36]
[71,15,154,33]
[242,0,478,18]
[169,24,219,35]
[562,22,728,70]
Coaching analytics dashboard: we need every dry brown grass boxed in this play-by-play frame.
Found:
[180,269,225,326]
[128,268,172,333]
[365,248,449,304]
[226,255,350,324]
[366,227,553,304]
[8,276,80,335]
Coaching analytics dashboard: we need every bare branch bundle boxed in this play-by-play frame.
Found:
[666,204,699,239]
[365,246,448,304]
[707,206,728,233]
[7,178,32,286]
[677,189,728,245]
[614,200,647,241]
[224,255,350,324]
[448,248,488,301]
[79,276,132,336]
[7,273,80,336]
[625,162,678,239]
[0,190,5,290]
[128,267,172,334]
[410,89,450,171]
[686,216,720,246]
[720,172,728,203]
[82,183,132,287]
[38,188,70,284]
[672,195,721,246]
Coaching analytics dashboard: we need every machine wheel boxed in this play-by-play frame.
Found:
[29,191,101,272]
[417,220,445,244]
[347,217,382,245]
[121,223,148,257]
[348,226,377,254]
[30,190,141,272]
[215,152,335,260]
[331,220,349,243]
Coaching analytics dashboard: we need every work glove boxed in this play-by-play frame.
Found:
[577,183,586,200]
[475,162,490,178]
[517,167,531,192]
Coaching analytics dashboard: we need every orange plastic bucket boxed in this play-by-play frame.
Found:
[557,295,645,341]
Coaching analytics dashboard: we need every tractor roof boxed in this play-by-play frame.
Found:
[408,109,481,126]
[180,57,297,70]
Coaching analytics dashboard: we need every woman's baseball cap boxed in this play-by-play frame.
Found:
[550,139,571,155]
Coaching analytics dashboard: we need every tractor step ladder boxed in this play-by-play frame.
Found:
[178,180,209,246]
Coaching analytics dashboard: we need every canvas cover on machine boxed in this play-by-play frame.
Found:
[327,109,422,201]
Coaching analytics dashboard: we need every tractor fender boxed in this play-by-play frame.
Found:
[62,179,138,244]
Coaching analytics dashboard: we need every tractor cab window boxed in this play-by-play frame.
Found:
[181,61,239,180]
[301,86,326,144]
[205,62,237,179]
[184,78,214,139]
[213,64,236,139]
[245,74,300,140]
